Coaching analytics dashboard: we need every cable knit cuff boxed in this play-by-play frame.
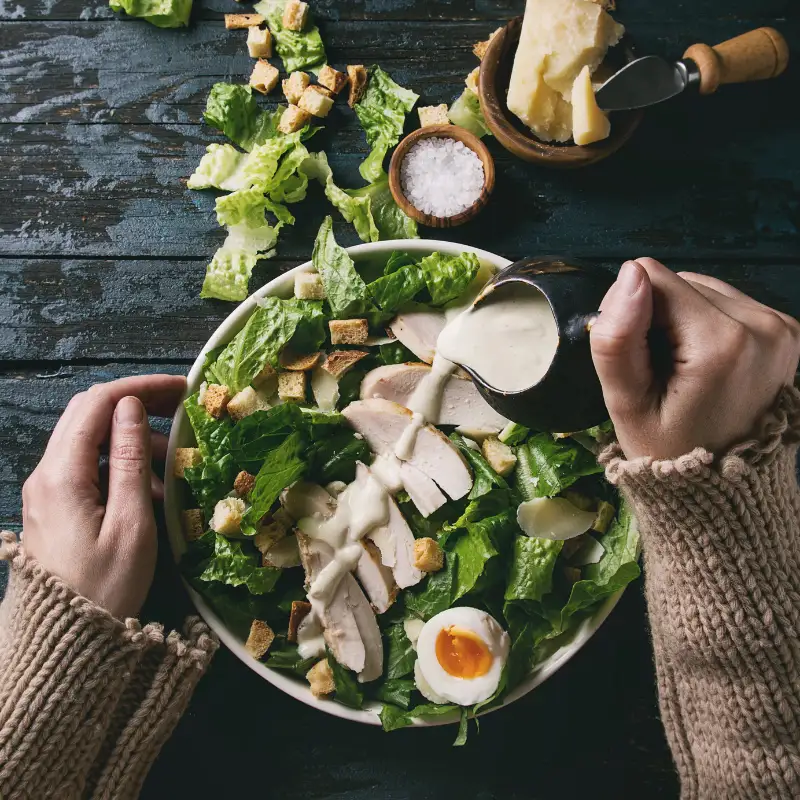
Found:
[0,532,218,800]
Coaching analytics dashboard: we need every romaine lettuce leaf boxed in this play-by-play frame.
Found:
[266,638,318,676]
[229,405,305,473]
[367,266,426,312]
[448,88,491,138]
[379,702,460,733]
[188,144,246,191]
[404,552,456,621]
[183,392,233,460]
[385,623,416,680]
[378,341,417,365]
[373,678,415,709]
[109,0,191,27]
[196,532,282,594]
[346,171,419,240]
[203,84,281,151]
[504,536,563,603]
[384,251,418,274]
[327,650,364,708]
[449,433,509,501]
[419,252,480,306]
[355,67,419,182]
[498,422,530,447]
[183,453,237,518]
[515,434,604,500]
[306,431,371,484]
[254,0,327,73]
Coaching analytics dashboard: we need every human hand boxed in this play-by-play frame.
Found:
[590,259,800,461]
[22,374,187,619]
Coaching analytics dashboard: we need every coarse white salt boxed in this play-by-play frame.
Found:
[400,137,485,218]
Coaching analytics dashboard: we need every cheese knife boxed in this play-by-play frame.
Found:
[596,27,789,112]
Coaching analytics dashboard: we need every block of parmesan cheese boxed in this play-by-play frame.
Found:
[507,0,624,142]
[571,65,611,146]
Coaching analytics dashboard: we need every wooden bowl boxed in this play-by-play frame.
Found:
[479,17,644,168]
[388,124,495,228]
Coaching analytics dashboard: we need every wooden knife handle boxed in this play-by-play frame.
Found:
[684,27,789,95]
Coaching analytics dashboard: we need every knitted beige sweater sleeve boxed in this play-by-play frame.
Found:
[600,386,800,800]
[0,531,218,800]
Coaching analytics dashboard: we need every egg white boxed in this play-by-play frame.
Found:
[415,607,510,706]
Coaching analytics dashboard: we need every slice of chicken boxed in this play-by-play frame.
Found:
[360,363,509,432]
[356,539,397,614]
[343,399,473,501]
[388,308,446,364]
[281,481,337,521]
[399,462,447,518]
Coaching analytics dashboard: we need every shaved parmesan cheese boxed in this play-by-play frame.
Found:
[311,364,339,411]
[517,497,597,540]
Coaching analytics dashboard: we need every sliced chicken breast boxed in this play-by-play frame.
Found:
[399,462,447,518]
[388,308,446,364]
[356,540,397,614]
[281,481,336,520]
[360,363,509,432]
[343,399,473,501]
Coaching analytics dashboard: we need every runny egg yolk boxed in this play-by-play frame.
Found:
[435,625,493,679]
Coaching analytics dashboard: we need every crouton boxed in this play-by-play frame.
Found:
[329,318,368,345]
[466,66,480,95]
[245,620,275,659]
[481,437,517,478]
[282,71,311,105]
[472,27,502,60]
[346,64,368,107]
[180,509,205,542]
[254,520,286,554]
[288,600,312,642]
[233,470,256,498]
[592,501,616,535]
[173,447,202,479]
[418,104,450,128]
[250,59,280,95]
[202,384,230,419]
[282,0,309,30]
[279,349,323,371]
[278,370,307,402]
[318,65,348,96]
[227,386,270,422]
[253,362,276,387]
[210,497,247,537]
[306,658,336,698]
[278,104,312,134]
[298,85,334,118]
[247,25,272,59]
[224,13,264,29]
[413,537,444,572]
[322,349,369,379]
[294,271,326,300]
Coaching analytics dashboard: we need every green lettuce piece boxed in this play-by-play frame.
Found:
[385,623,416,680]
[419,252,480,306]
[378,341,417,365]
[454,708,470,746]
[515,433,604,500]
[188,144,246,191]
[355,67,419,182]
[228,405,305,473]
[197,532,282,594]
[448,88,491,138]
[498,422,530,447]
[449,433,508,501]
[373,678,415,710]
[452,518,499,601]
[367,266,426,312]
[203,84,281,151]
[504,536,563,603]
[379,702,460,733]
[183,392,233,459]
[109,0,191,27]
[254,0,327,73]
[346,171,419,240]
[306,431,371,484]
[327,649,364,708]
[404,552,456,621]
[183,453,237,518]
[265,638,318,676]
[215,188,269,227]
[502,604,554,691]
[384,251,418,274]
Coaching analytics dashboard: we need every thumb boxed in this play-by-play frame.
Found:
[104,396,154,532]
[590,260,656,417]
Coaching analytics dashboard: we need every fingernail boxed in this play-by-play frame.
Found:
[617,261,644,297]
[115,396,143,426]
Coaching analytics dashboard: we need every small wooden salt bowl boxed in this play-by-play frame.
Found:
[388,125,496,228]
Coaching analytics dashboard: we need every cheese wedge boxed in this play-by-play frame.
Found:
[571,65,611,146]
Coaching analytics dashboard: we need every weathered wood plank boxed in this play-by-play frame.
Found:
[2,258,799,363]
[2,16,797,124]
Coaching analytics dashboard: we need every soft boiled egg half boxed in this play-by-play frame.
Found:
[414,607,510,706]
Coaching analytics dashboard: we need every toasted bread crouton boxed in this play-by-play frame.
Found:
[322,349,369,379]
[318,65,348,96]
[247,25,272,58]
[234,470,257,498]
[210,497,247,536]
[250,60,280,95]
[466,66,480,95]
[298,85,334,118]
[278,370,307,402]
[472,27,502,60]
[254,520,286,554]
[253,362,276,386]
[306,658,336,698]
[280,349,323,371]
[173,447,202,479]
[418,104,450,128]
[278,104,312,134]
[180,509,205,542]
[227,386,270,422]
[202,384,230,418]
[592,501,616,535]
[294,271,326,300]
[481,437,517,477]
[329,318,368,345]
[288,600,312,642]
[245,620,275,659]
[225,13,264,28]
[346,64,368,107]
[282,71,311,105]
[413,537,444,572]
[282,0,308,30]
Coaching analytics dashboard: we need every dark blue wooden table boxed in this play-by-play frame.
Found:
[1,0,798,797]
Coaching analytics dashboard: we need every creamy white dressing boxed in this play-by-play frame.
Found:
[296,610,326,659]
[437,283,558,393]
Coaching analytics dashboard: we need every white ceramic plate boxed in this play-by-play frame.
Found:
[164,239,626,727]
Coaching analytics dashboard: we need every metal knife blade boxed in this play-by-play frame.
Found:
[595,55,700,112]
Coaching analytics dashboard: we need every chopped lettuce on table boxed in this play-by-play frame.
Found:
[176,219,641,744]
[109,0,191,27]
[448,88,491,139]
